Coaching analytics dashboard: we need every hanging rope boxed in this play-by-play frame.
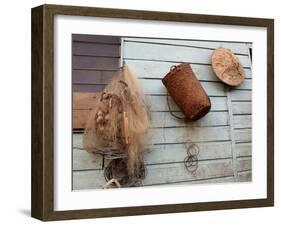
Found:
[165,65,186,120]
[166,94,186,120]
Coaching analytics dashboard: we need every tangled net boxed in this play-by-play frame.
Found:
[83,65,150,184]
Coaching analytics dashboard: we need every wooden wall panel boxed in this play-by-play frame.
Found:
[72,70,116,84]
[72,36,253,190]
[72,34,121,44]
[72,35,121,128]
[73,42,120,57]
[72,34,121,95]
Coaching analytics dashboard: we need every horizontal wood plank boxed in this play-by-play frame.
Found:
[73,159,251,190]
[73,170,106,190]
[234,129,252,143]
[237,157,252,171]
[140,79,226,96]
[73,56,120,70]
[72,93,229,129]
[73,141,233,171]
[148,96,228,112]
[145,141,233,164]
[73,92,98,128]
[72,84,105,93]
[73,94,228,111]
[73,149,103,170]
[123,41,251,68]
[124,37,250,55]
[73,109,229,130]
[151,111,229,128]
[73,67,251,91]
[234,80,252,90]
[73,126,231,148]
[233,115,251,128]
[71,76,250,97]
[73,92,99,109]
[72,90,227,112]
[73,159,234,189]
[72,141,252,171]
[143,159,233,185]
[236,143,252,157]
[148,175,235,186]
[124,59,252,80]
[146,143,251,164]
[149,126,230,144]
[73,42,120,57]
[232,102,252,114]
[237,170,252,182]
[231,90,251,101]
[72,34,121,44]
[73,110,92,129]
[72,70,116,84]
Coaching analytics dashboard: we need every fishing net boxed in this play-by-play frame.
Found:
[83,65,150,179]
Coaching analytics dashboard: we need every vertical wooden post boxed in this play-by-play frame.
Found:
[226,87,238,181]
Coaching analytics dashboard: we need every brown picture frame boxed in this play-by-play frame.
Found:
[31,4,274,221]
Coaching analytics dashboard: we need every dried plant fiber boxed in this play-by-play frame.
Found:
[212,48,244,86]
[162,63,211,121]
[83,65,150,178]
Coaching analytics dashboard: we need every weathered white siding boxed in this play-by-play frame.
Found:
[73,37,252,190]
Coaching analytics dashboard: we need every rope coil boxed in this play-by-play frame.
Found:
[184,141,200,173]
[104,158,146,188]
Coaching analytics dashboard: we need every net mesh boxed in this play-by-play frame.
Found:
[83,65,150,178]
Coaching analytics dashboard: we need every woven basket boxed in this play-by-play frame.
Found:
[162,63,211,121]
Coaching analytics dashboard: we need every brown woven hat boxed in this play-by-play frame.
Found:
[211,48,244,86]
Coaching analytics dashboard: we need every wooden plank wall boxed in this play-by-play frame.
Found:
[72,37,252,190]
[72,34,121,128]
[72,34,121,93]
